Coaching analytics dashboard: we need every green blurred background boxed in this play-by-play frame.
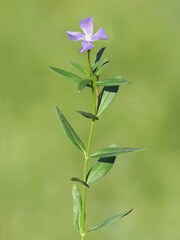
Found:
[1,0,180,239]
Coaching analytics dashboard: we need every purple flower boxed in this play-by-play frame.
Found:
[66,17,108,53]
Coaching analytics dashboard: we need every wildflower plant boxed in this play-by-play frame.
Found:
[49,17,144,240]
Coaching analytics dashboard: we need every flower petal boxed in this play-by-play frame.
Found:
[91,28,108,42]
[79,40,94,53]
[80,17,93,36]
[66,31,85,41]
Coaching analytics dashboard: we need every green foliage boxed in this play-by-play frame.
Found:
[50,43,143,240]
[71,178,89,188]
[86,156,116,184]
[77,79,91,92]
[90,147,144,158]
[95,61,110,76]
[68,61,90,77]
[93,47,106,65]
[72,184,82,232]
[92,58,108,72]
[49,66,83,83]
[56,106,86,154]
[87,209,132,232]
[76,111,99,120]
[96,78,131,86]
[97,86,119,117]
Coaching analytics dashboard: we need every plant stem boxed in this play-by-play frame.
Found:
[87,50,93,76]
[81,50,96,240]
[96,76,99,112]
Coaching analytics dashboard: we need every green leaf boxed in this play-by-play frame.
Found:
[72,184,82,232]
[90,147,145,158]
[56,106,86,154]
[87,209,132,232]
[49,66,83,83]
[86,156,116,184]
[71,177,89,188]
[93,47,106,65]
[95,78,131,86]
[77,111,99,120]
[92,58,108,72]
[77,79,91,92]
[68,61,90,77]
[97,86,119,117]
[95,61,110,76]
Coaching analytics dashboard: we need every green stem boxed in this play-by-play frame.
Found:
[87,50,93,76]
[81,51,96,240]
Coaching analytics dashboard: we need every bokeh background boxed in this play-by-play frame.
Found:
[1,0,180,239]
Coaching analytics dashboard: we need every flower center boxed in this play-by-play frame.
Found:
[85,34,92,42]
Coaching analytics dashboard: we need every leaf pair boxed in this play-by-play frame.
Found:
[56,105,144,160]
[55,87,119,150]
[72,183,132,233]
[86,145,144,185]
[49,49,130,118]
[91,48,131,117]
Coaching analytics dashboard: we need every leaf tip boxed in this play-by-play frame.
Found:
[138,148,147,151]
[70,177,90,188]
[55,105,59,112]
[124,208,133,217]
[142,148,148,152]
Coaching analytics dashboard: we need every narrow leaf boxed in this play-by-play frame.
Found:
[97,86,119,117]
[92,58,108,72]
[86,156,116,184]
[95,61,110,76]
[88,209,132,232]
[68,61,90,77]
[56,106,86,154]
[77,111,99,120]
[77,79,90,92]
[96,78,131,86]
[93,47,106,65]
[71,177,89,188]
[72,184,82,232]
[49,66,83,83]
[90,147,145,158]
